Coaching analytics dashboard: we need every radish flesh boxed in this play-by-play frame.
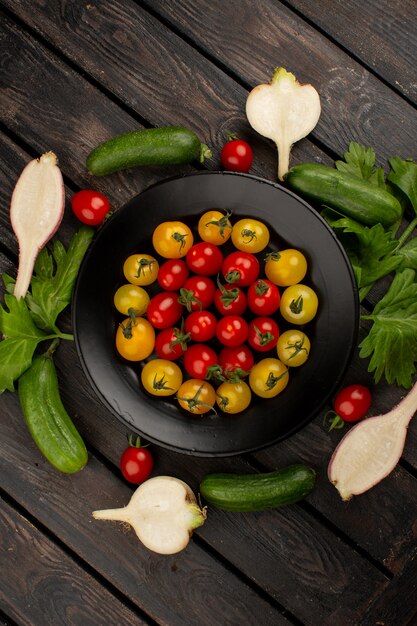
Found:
[246,67,321,180]
[92,476,207,555]
[328,382,417,500]
[11,152,65,299]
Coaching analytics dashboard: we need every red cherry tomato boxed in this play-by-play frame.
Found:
[179,276,216,311]
[120,436,154,484]
[184,310,217,342]
[248,317,279,352]
[147,292,183,329]
[247,279,280,316]
[71,190,110,225]
[155,326,190,360]
[334,385,372,422]
[216,315,249,347]
[186,242,224,276]
[222,251,260,287]
[214,280,247,316]
[219,344,254,376]
[183,344,218,379]
[220,139,253,173]
[157,259,189,291]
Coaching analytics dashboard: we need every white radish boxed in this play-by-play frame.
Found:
[11,152,65,299]
[92,476,207,555]
[246,67,321,180]
[328,382,417,501]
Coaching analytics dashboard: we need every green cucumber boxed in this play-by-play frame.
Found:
[86,126,211,175]
[18,353,88,473]
[200,464,316,512]
[285,163,402,227]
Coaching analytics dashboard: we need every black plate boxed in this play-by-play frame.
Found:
[73,172,358,456]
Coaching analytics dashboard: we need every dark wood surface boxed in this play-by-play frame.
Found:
[0,2,416,625]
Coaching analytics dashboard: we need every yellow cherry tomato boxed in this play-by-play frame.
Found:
[123,254,159,286]
[231,218,270,253]
[265,249,307,286]
[216,381,251,414]
[152,221,194,258]
[277,330,311,367]
[280,284,318,325]
[141,359,183,396]
[176,379,216,414]
[249,358,289,398]
[198,210,233,245]
[113,284,150,316]
[116,317,155,361]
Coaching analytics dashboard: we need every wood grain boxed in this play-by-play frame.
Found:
[145,0,416,162]
[285,0,417,105]
[0,498,147,626]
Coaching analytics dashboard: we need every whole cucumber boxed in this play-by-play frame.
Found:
[87,126,211,175]
[200,464,316,512]
[285,163,402,227]
[18,354,88,473]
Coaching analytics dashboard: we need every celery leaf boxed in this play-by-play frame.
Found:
[387,158,417,215]
[335,142,386,189]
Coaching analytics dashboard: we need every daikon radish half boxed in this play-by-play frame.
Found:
[246,67,321,180]
[11,152,65,299]
[328,382,417,500]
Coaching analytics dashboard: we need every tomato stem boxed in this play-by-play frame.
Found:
[205,210,232,238]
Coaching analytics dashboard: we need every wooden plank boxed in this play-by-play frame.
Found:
[0,394,287,626]
[144,0,416,163]
[284,0,417,105]
[0,0,329,180]
[0,498,147,626]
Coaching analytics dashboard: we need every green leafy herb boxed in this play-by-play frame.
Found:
[360,269,417,389]
[25,226,94,333]
[397,237,417,271]
[387,158,417,215]
[0,295,49,392]
[335,142,387,190]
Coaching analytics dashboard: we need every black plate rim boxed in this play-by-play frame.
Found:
[72,170,359,457]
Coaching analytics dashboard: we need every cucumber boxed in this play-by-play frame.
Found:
[18,353,88,473]
[200,464,316,512]
[285,163,402,227]
[87,126,211,175]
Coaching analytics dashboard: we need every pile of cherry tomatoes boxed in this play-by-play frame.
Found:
[113,210,318,415]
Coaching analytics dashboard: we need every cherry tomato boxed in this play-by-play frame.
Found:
[183,344,218,379]
[152,221,194,258]
[231,218,269,253]
[71,189,110,225]
[123,254,159,286]
[265,250,308,287]
[220,139,253,173]
[120,436,154,484]
[141,359,183,396]
[177,379,216,414]
[333,385,372,422]
[154,325,190,361]
[116,317,155,361]
[216,315,248,347]
[248,317,279,352]
[198,210,233,245]
[247,279,280,316]
[219,344,254,376]
[214,280,247,316]
[280,284,318,325]
[249,358,289,399]
[216,381,252,414]
[277,330,310,367]
[147,292,183,329]
[179,276,216,311]
[157,259,189,291]
[184,310,217,342]
[113,284,149,316]
[222,251,260,287]
[186,242,224,276]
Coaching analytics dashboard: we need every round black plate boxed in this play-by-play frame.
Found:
[73,172,358,456]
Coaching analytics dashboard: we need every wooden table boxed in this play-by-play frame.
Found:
[1,2,416,624]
